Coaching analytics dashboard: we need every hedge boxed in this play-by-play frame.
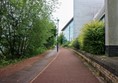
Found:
[78,21,105,55]
[69,38,80,49]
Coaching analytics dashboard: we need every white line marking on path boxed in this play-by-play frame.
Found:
[30,51,60,83]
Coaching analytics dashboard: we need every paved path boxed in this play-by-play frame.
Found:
[0,48,57,83]
[31,48,100,83]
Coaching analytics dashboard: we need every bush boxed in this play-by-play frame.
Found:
[78,21,105,55]
[0,58,22,68]
[62,42,70,47]
[58,33,67,45]
[70,38,80,49]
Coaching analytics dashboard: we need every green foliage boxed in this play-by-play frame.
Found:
[62,41,70,47]
[70,38,80,49]
[57,33,67,45]
[0,0,58,66]
[78,21,105,55]
[34,46,47,55]
[44,22,56,49]
[0,58,22,68]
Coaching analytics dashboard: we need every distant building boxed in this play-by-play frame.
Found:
[74,0,104,38]
[61,18,74,41]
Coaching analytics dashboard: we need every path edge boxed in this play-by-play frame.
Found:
[70,48,105,83]
[70,48,118,83]
[30,51,60,83]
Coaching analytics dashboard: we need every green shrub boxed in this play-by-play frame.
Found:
[58,33,67,45]
[70,38,80,49]
[0,58,22,68]
[78,21,105,55]
[62,41,70,47]
[35,47,46,54]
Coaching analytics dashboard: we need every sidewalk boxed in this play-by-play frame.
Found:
[31,48,100,83]
[0,48,57,83]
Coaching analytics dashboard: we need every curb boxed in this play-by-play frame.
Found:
[71,49,118,83]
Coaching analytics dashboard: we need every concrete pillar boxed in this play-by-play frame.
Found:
[105,0,118,56]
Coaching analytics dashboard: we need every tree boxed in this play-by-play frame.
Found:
[0,0,58,60]
[58,33,67,45]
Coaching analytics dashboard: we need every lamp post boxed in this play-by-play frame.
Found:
[56,19,59,52]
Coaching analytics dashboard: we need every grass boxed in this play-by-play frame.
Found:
[0,58,24,68]
[0,49,47,68]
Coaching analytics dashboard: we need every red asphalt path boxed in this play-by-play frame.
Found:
[31,48,100,83]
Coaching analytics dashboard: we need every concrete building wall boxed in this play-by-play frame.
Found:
[63,26,69,41]
[74,0,104,38]
[105,0,118,56]
[62,20,74,41]
[93,5,105,20]
[69,21,74,41]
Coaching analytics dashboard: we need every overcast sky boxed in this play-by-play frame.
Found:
[53,0,73,33]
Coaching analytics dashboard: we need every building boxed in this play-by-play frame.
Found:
[62,0,104,41]
[62,0,118,56]
[93,0,118,56]
[61,18,74,41]
[105,0,118,56]
[93,5,105,21]
[74,0,104,38]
